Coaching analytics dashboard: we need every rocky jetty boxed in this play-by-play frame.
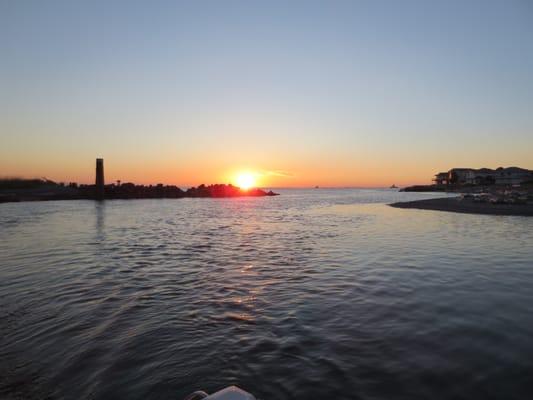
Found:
[0,179,278,203]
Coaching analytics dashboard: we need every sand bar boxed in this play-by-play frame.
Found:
[390,197,533,216]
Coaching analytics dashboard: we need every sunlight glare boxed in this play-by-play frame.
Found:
[236,173,256,190]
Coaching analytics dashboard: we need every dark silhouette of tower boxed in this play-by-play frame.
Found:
[95,158,104,200]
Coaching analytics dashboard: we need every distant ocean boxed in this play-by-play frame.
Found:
[1,189,532,400]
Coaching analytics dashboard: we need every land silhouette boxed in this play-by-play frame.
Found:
[0,159,279,203]
[0,179,278,203]
[391,166,533,216]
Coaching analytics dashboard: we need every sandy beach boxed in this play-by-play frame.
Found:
[390,197,533,216]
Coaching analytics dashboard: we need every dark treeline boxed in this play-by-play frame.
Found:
[0,178,58,190]
[81,182,278,199]
[0,179,278,203]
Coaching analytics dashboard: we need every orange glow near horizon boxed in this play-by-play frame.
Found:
[3,152,533,189]
[235,172,257,190]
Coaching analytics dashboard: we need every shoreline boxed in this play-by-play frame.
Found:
[0,193,279,204]
[0,182,279,204]
[390,197,533,216]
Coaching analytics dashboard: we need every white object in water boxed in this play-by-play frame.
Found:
[206,386,256,400]
[185,386,256,400]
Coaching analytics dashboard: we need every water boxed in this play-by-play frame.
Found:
[1,189,532,400]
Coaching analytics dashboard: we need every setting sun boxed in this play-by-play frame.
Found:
[235,172,256,190]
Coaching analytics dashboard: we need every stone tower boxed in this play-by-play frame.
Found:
[95,158,104,200]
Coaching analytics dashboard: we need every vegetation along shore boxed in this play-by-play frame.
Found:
[0,178,278,204]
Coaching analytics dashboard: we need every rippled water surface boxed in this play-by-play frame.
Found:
[1,189,533,400]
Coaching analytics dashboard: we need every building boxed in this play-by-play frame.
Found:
[448,168,476,185]
[435,167,533,186]
[494,167,533,185]
[474,168,493,184]
[433,172,449,185]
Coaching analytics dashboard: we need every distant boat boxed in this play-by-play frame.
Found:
[390,184,398,189]
[315,185,319,189]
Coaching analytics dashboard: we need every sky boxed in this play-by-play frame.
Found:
[1,0,533,187]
